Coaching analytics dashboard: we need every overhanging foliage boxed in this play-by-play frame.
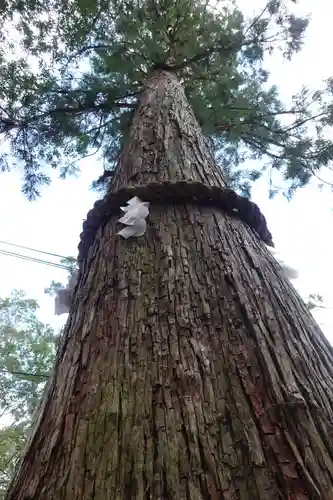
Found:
[0,0,332,198]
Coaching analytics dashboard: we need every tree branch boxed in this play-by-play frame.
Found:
[169,37,240,71]
[0,99,136,134]
[244,1,271,37]
[70,43,114,59]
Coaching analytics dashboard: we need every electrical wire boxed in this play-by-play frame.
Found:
[0,238,75,271]
[0,368,49,379]
[0,239,70,260]
[0,248,72,270]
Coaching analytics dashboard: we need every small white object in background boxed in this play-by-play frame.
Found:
[55,270,79,315]
[267,247,298,280]
[117,196,149,239]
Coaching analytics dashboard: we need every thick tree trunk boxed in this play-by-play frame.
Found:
[6,71,333,500]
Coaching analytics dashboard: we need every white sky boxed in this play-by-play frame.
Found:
[0,0,331,341]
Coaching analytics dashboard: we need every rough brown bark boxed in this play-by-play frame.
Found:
[6,71,333,500]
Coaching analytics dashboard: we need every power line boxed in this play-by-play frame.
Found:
[0,248,72,270]
[0,368,49,379]
[0,239,70,260]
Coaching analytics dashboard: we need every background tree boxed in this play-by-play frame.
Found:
[0,252,75,497]
[0,290,57,499]
[0,0,332,199]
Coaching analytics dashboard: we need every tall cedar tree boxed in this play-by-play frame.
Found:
[4,1,333,499]
[0,0,333,197]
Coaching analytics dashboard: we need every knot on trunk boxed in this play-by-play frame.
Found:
[77,181,274,266]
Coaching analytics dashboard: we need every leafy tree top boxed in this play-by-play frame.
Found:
[0,0,332,199]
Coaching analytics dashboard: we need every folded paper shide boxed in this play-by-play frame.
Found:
[55,270,78,315]
[117,196,150,239]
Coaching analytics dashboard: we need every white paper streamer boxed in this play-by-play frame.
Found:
[55,289,72,315]
[117,196,149,239]
[267,247,298,280]
[54,270,79,315]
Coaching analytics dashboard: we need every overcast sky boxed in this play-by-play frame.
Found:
[0,0,332,339]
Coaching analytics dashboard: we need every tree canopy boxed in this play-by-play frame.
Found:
[0,0,332,199]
